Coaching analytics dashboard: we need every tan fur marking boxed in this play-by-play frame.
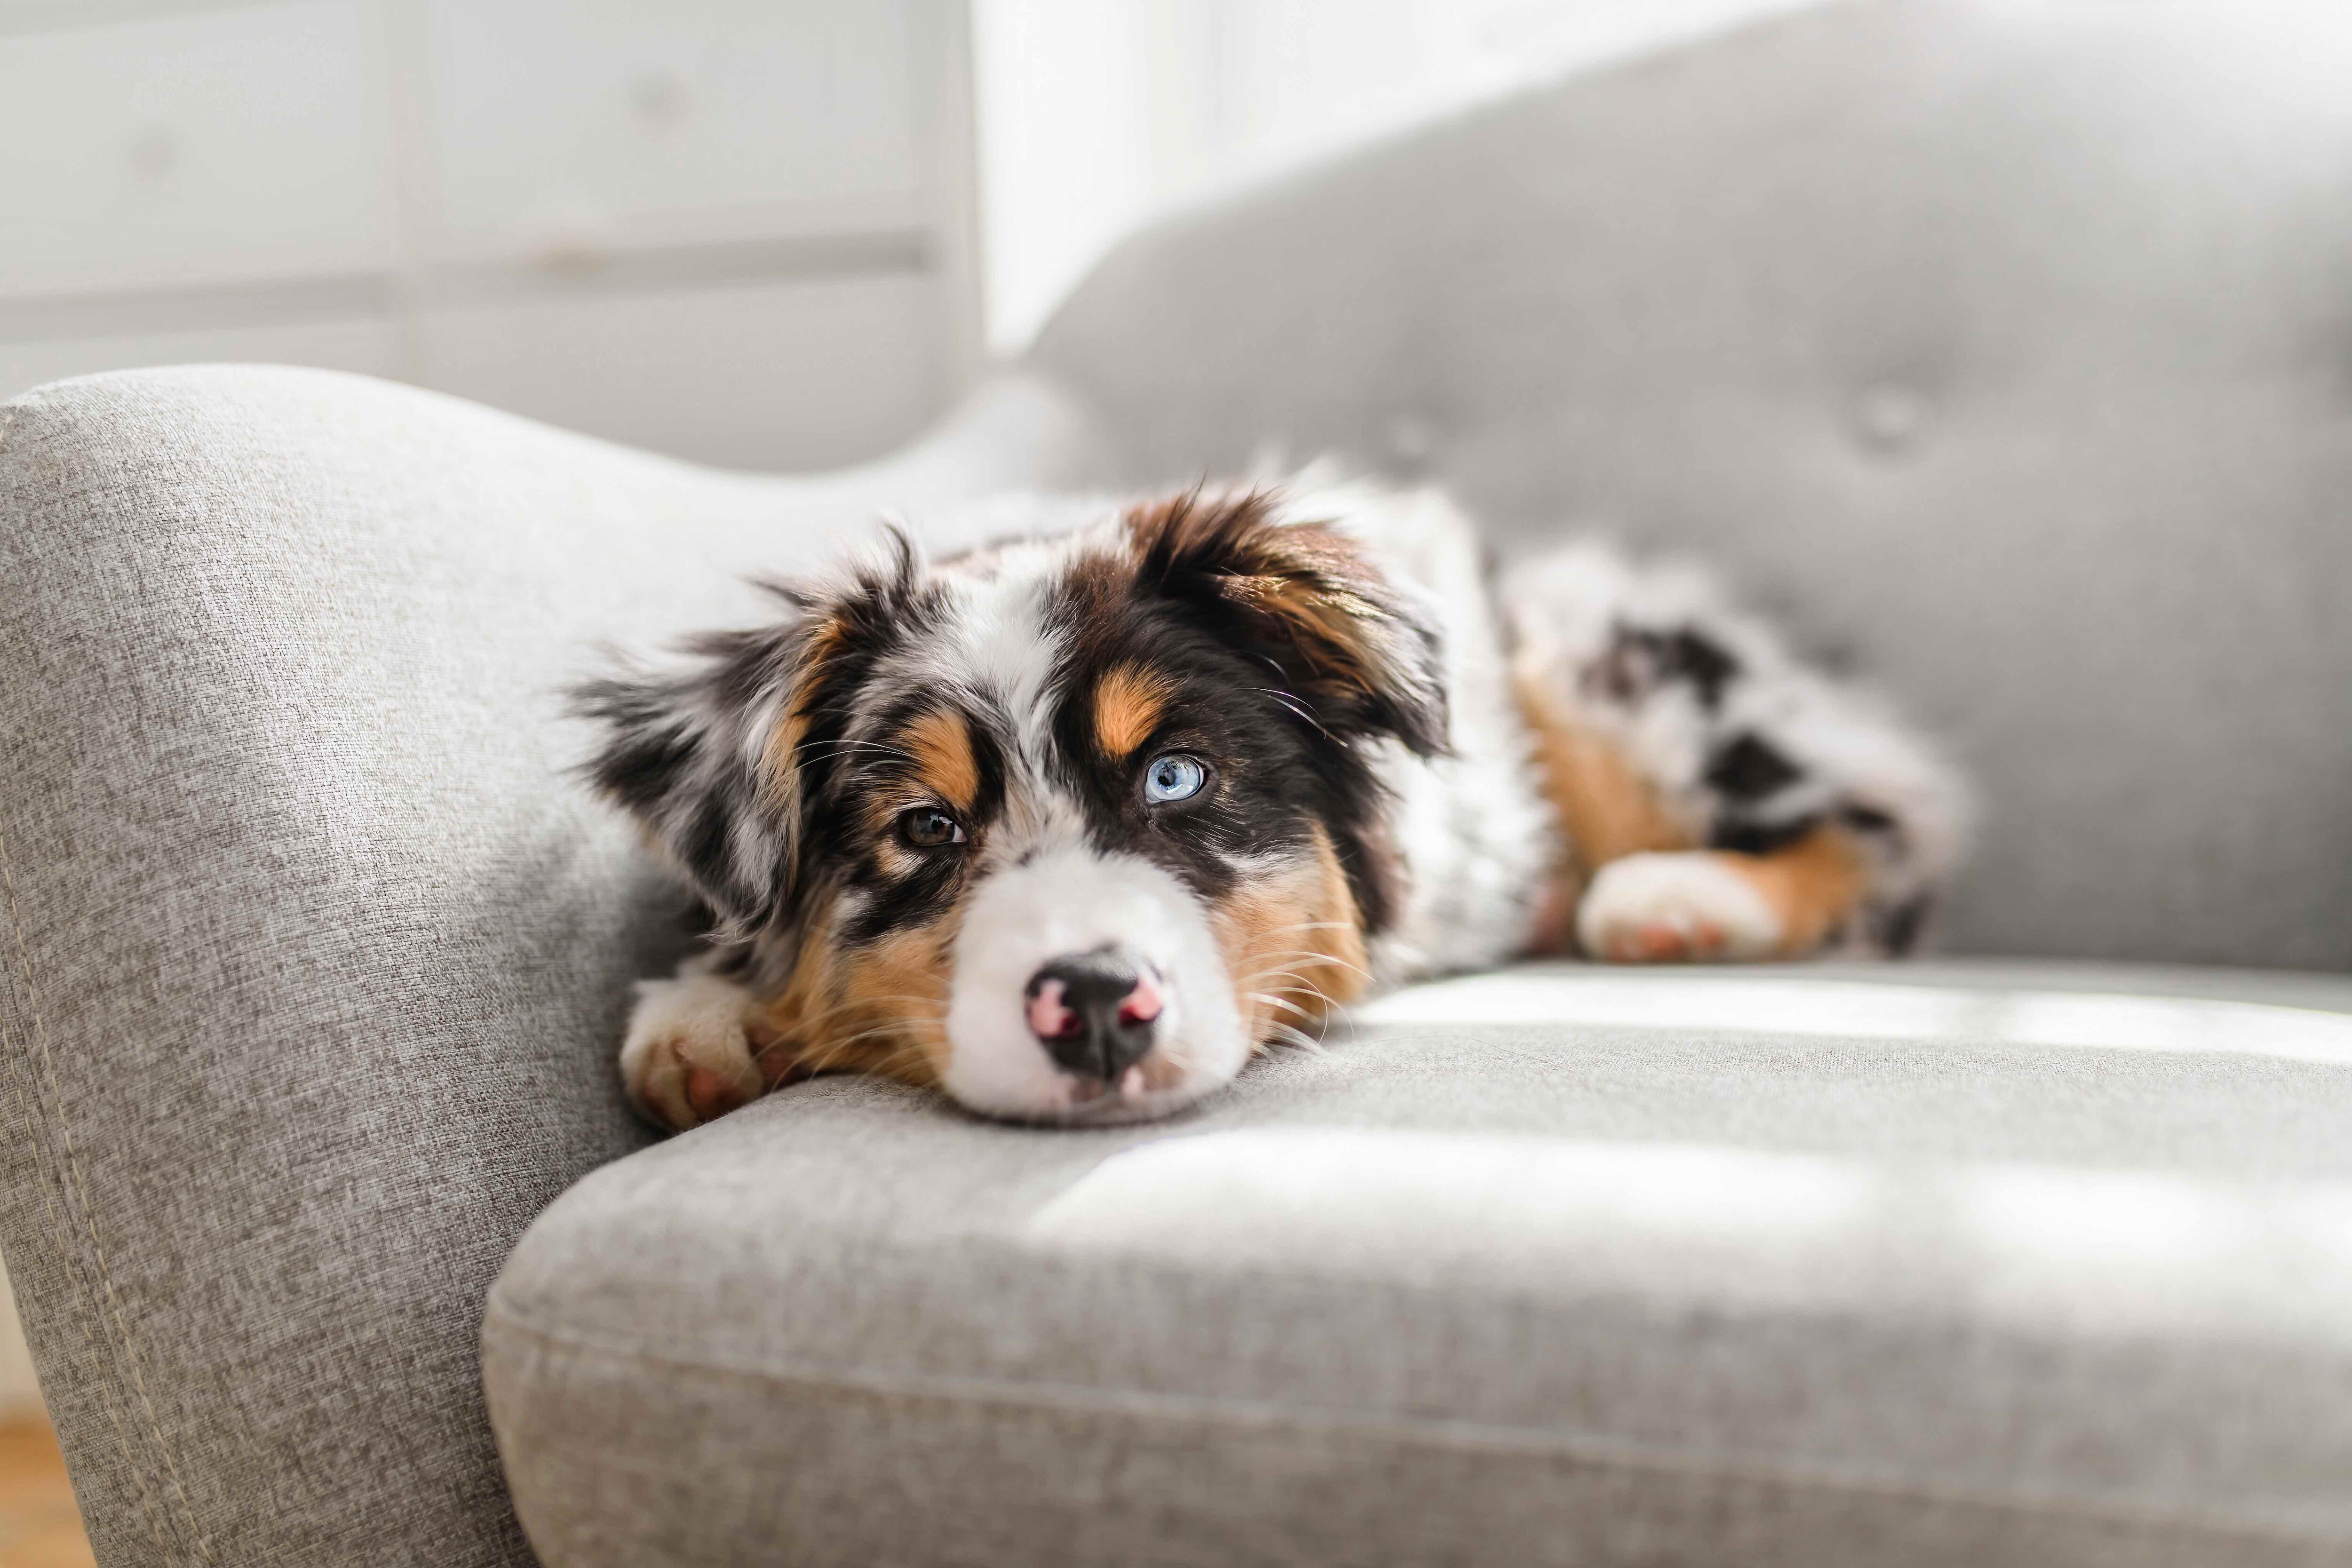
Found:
[1093,663,1173,759]
[746,899,953,1091]
[905,708,980,811]
[768,709,970,1078]
[1510,663,1695,951]
[1714,827,1867,956]
[1212,825,1369,1051]
[763,612,851,804]
[764,712,809,802]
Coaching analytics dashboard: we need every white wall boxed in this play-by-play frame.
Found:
[969,0,1831,355]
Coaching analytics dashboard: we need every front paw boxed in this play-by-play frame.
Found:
[620,972,766,1131]
[1576,851,1784,962]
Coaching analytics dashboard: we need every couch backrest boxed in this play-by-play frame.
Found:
[1025,0,2352,970]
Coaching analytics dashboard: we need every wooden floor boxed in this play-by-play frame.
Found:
[0,1420,93,1568]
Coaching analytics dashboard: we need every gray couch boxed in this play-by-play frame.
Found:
[5,2,2351,1564]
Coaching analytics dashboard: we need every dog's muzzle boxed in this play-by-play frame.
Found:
[1024,947,1164,1087]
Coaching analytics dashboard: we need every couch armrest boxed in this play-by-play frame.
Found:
[0,365,1098,1565]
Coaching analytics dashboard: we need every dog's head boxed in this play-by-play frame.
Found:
[578,487,1446,1122]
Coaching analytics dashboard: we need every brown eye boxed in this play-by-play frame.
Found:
[898,806,966,849]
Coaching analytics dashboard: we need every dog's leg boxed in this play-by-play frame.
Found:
[619,948,785,1130]
[1504,542,1968,961]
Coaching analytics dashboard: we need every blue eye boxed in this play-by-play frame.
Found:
[1142,754,1207,804]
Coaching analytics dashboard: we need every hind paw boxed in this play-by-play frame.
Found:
[1576,852,1784,963]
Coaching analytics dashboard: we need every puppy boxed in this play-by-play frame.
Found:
[576,479,1966,1130]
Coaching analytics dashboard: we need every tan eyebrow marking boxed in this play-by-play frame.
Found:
[1094,663,1174,759]
[904,707,979,811]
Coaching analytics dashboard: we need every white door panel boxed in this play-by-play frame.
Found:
[0,3,393,299]
[423,0,930,262]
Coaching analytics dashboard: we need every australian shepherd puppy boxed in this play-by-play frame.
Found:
[578,479,1966,1130]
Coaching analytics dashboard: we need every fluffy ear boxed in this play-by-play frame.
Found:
[1126,487,1449,755]
[570,534,925,935]
[570,617,816,936]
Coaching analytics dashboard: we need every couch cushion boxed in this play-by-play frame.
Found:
[485,960,2352,1568]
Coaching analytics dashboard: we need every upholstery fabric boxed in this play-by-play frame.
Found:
[1029,0,2352,968]
[0,366,1099,1566]
[486,960,2352,1568]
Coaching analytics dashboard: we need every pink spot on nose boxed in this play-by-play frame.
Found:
[1118,971,1164,1025]
[1026,979,1077,1040]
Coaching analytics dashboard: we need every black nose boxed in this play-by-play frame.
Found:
[1025,948,1162,1084]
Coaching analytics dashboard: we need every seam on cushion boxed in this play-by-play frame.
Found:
[0,727,217,1561]
[484,1299,2351,1552]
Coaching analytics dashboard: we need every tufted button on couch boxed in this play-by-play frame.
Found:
[4,3,2350,1564]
